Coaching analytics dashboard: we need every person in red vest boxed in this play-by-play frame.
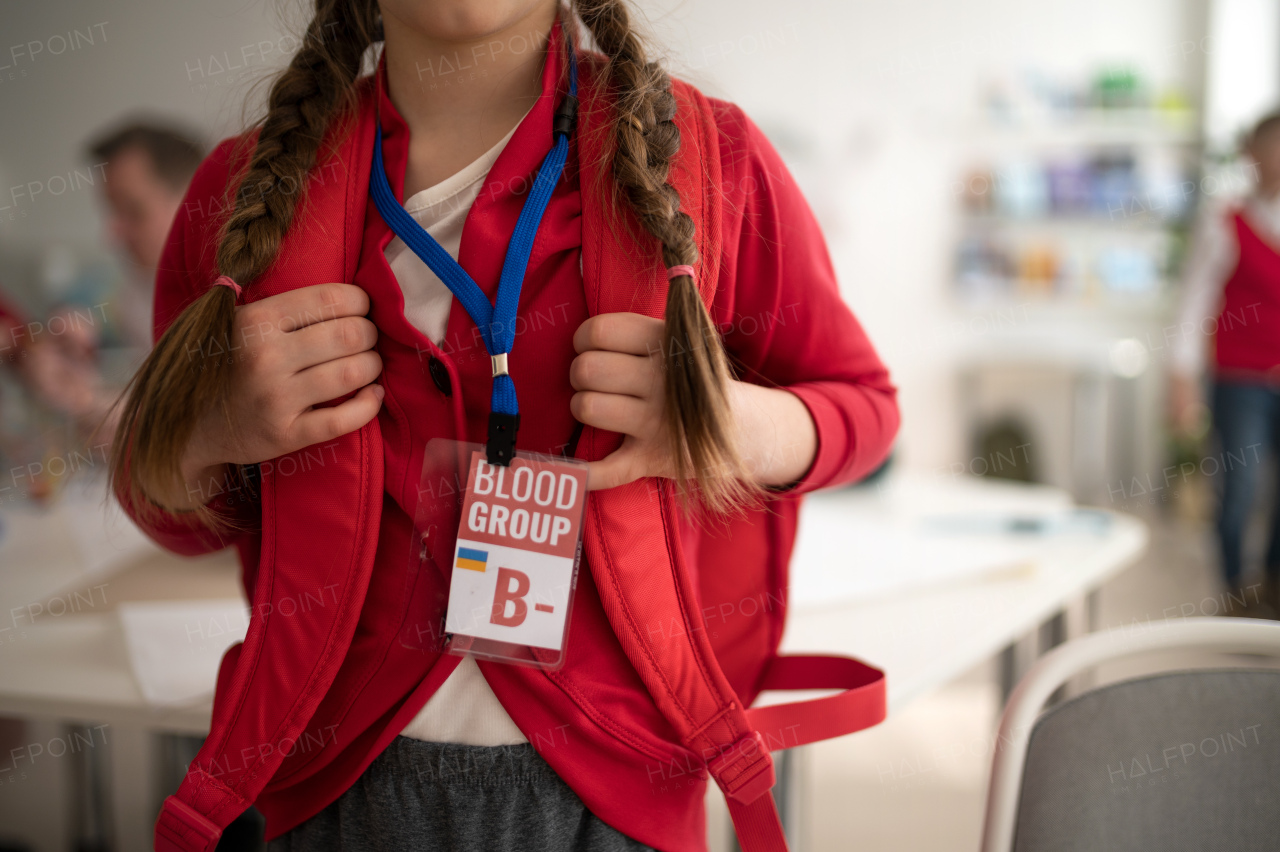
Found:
[1172,110,1280,617]
[110,2,899,850]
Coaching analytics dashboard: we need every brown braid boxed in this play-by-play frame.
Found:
[109,0,380,528]
[572,0,761,514]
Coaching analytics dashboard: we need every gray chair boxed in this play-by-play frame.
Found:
[981,617,1280,852]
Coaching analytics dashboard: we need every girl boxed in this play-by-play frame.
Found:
[112,1,899,849]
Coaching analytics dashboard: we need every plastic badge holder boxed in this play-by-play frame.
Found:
[403,439,587,671]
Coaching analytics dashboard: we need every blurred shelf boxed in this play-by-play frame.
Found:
[952,284,1172,317]
[959,212,1190,232]
[951,290,1175,319]
[965,109,1201,148]
[945,289,1179,372]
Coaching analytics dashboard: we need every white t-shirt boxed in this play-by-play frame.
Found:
[386,123,529,747]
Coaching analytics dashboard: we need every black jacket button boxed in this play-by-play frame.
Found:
[428,356,453,397]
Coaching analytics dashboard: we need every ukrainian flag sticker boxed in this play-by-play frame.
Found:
[455,547,488,572]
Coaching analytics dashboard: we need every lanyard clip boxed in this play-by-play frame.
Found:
[553,95,578,140]
[487,412,520,467]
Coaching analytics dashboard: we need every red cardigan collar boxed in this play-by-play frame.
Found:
[362,19,571,358]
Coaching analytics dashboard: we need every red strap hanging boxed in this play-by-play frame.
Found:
[747,655,887,750]
[717,656,886,852]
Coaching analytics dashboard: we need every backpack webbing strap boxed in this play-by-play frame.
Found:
[575,54,887,852]
[154,88,383,852]
[746,655,887,748]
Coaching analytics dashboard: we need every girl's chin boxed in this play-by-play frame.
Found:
[380,0,553,45]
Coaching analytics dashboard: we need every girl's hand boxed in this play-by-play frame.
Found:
[570,313,673,490]
[570,312,818,493]
[165,283,384,510]
[23,335,102,419]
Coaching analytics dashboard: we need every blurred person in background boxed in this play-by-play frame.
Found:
[88,120,206,350]
[9,121,204,444]
[1172,110,1280,618]
[0,291,24,356]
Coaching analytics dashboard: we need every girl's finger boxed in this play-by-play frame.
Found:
[253,282,371,333]
[292,350,384,408]
[281,315,379,373]
[570,391,654,437]
[290,382,385,449]
[568,350,659,397]
[573,312,665,356]
[586,444,647,491]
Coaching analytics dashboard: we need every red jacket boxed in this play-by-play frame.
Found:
[134,24,897,852]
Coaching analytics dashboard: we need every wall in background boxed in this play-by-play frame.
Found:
[643,0,1210,480]
[0,0,298,259]
[1203,0,1280,151]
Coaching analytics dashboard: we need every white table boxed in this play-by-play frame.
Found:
[0,479,239,852]
[782,473,1147,712]
[0,473,1147,851]
[698,474,1147,849]
[0,476,235,735]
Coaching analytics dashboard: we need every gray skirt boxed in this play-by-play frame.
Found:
[267,737,656,852]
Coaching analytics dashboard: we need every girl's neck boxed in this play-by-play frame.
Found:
[382,4,558,196]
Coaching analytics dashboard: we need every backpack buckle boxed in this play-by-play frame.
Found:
[708,731,776,804]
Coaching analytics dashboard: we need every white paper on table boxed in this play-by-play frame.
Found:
[789,473,1077,609]
[118,600,250,706]
[60,473,158,578]
[0,474,158,612]
[790,506,1038,609]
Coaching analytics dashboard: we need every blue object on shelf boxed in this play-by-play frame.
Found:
[996,160,1050,219]
[1091,152,1139,219]
[1097,245,1158,293]
[1047,159,1094,214]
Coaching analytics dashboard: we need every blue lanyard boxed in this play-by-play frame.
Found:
[370,48,578,466]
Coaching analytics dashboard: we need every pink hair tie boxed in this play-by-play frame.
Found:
[212,275,243,299]
[667,265,696,282]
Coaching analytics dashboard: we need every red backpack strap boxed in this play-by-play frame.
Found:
[746,655,886,748]
[575,58,886,851]
[154,85,384,852]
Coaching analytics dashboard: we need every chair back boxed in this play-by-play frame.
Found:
[981,618,1280,852]
[1013,669,1280,851]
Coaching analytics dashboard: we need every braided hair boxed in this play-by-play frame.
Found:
[573,0,757,513]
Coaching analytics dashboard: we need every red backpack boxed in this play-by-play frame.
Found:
[153,47,886,852]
